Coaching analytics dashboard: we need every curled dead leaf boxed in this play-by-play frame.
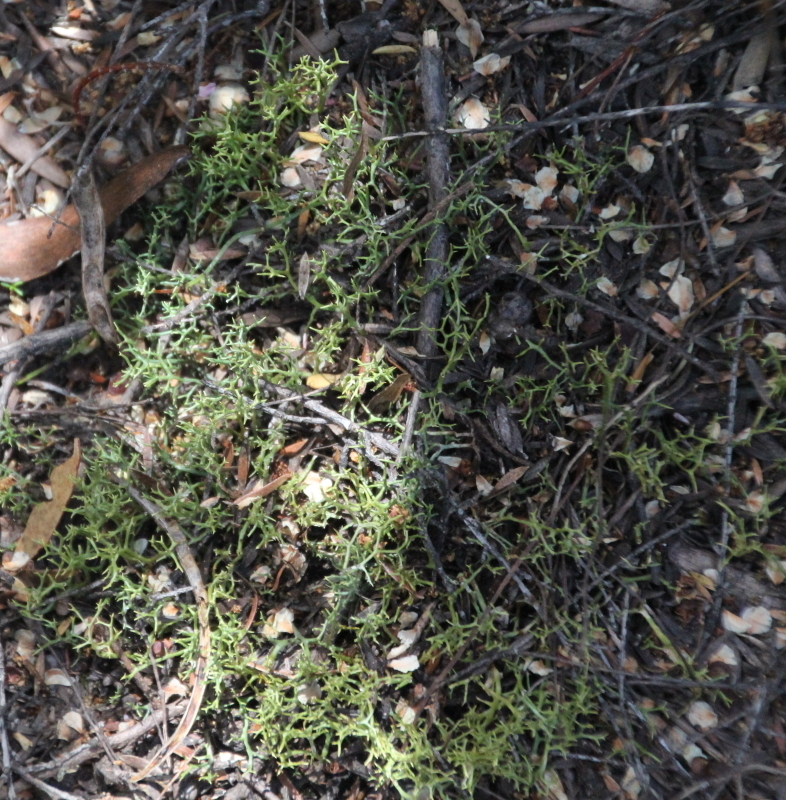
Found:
[0,147,190,282]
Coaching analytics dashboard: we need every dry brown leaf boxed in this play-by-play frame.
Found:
[667,275,694,318]
[605,0,668,12]
[372,45,417,55]
[519,12,606,34]
[733,30,771,91]
[650,312,681,338]
[436,0,468,26]
[0,116,70,188]
[0,146,190,282]
[367,372,411,414]
[456,19,483,58]
[15,440,80,559]
[233,471,292,509]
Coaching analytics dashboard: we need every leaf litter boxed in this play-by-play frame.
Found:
[3,1,786,799]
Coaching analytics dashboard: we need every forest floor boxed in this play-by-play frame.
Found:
[2,1,786,799]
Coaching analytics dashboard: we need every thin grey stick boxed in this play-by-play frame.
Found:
[0,320,92,366]
[12,767,83,800]
[381,100,786,141]
[258,379,399,457]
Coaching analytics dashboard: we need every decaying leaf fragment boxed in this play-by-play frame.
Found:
[14,440,80,560]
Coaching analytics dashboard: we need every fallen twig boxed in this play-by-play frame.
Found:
[257,379,399,458]
[0,320,92,367]
[415,30,450,365]
[25,701,187,778]
[12,766,83,800]
[125,486,211,782]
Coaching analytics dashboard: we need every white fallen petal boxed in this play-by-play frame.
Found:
[163,677,188,698]
[521,185,546,210]
[711,227,736,247]
[644,500,660,518]
[667,275,694,317]
[296,681,322,704]
[476,474,493,495]
[526,659,553,676]
[722,181,744,206]
[560,184,579,204]
[209,83,250,118]
[565,310,583,332]
[627,145,654,173]
[279,167,302,189]
[399,611,419,627]
[708,644,738,666]
[659,258,684,278]
[472,53,510,76]
[44,669,71,686]
[722,610,748,633]
[687,701,718,730]
[596,277,618,297]
[632,235,651,255]
[272,607,295,634]
[15,630,35,661]
[389,654,420,672]
[745,490,765,514]
[682,743,706,763]
[598,203,620,219]
[3,550,30,573]
[534,166,558,194]
[763,332,786,349]
[456,19,484,58]
[289,144,323,164]
[456,97,490,129]
[637,279,659,299]
[741,605,771,634]
[395,699,417,724]
[62,710,84,733]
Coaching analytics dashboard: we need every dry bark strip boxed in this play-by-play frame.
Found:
[125,486,211,783]
[71,164,117,345]
[415,29,450,365]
